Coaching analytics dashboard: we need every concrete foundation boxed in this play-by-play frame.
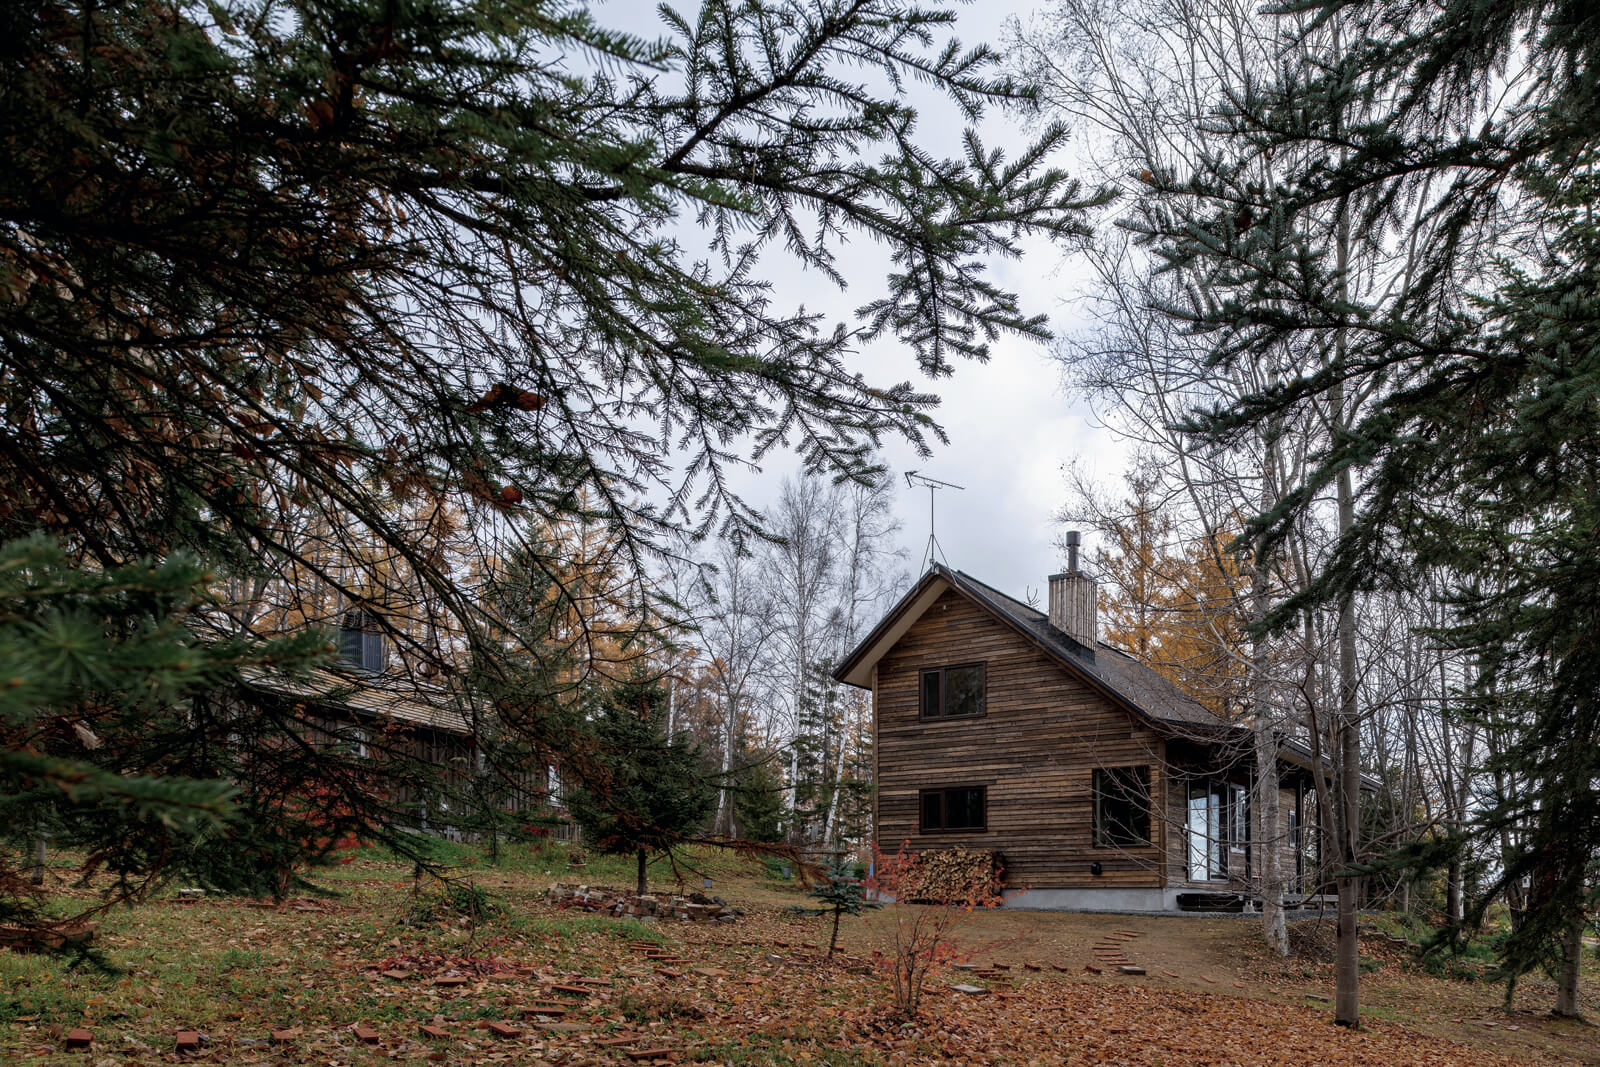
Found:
[1003,887,1178,913]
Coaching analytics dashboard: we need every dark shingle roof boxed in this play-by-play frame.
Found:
[936,565,1232,734]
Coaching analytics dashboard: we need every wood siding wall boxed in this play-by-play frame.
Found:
[875,589,1166,890]
[1160,746,1301,893]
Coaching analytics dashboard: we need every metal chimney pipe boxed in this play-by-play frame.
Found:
[1065,530,1081,574]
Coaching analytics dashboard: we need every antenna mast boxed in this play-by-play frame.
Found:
[904,470,965,570]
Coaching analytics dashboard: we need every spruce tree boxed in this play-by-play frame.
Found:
[0,0,1101,929]
[1141,0,1600,1012]
[562,673,717,896]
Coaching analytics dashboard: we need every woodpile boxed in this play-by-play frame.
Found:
[907,848,1002,903]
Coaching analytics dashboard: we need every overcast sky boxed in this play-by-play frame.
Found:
[610,0,1128,601]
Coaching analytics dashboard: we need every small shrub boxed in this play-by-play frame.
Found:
[865,841,1005,1019]
[406,880,499,924]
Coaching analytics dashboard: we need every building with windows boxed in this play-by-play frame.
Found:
[833,552,1335,913]
[235,612,555,841]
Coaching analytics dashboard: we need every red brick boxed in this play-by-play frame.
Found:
[655,968,683,979]
[626,1049,675,1062]
[269,1028,300,1045]
[523,1004,567,1017]
[419,1024,449,1040]
[1161,969,1179,978]
[1200,974,1218,984]
[1023,962,1042,971]
[433,976,468,987]
[488,1021,522,1039]
[64,1028,92,1050]
[1084,964,1102,974]
[352,1025,380,1045]
[380,969,411,980]
[549,983,591,996]
[175,1032,200,1053]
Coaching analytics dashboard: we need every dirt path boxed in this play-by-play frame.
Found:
[840,908,1598,1065]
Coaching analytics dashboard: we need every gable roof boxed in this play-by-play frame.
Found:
[239,665,473,736]
[832,563,1230,735]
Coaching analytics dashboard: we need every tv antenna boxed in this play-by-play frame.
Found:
[905,470,964,570]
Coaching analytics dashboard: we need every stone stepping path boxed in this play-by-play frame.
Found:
[1090,929,1143,972]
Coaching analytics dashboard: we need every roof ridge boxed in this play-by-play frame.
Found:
[949,567,1045,619]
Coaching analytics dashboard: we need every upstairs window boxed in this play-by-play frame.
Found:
[920,663,985,719]
[1094,766,1152,848]
[919,786,987,832]
[339,611,386,673]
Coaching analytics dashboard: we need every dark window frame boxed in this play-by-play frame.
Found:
[1185,778,1250,881]
[917,785,988,833]
[1093,765,1153,849]
[339,610,387,673]
[918,662,987,721]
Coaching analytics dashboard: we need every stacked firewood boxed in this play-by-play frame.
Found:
[909,848,1002,903]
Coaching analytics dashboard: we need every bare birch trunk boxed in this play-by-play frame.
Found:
[1252,490,1288,956]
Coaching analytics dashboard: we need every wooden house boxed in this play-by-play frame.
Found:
[833,547,1332,912]
[236,612,556,840]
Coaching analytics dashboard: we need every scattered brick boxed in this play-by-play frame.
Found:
[433,976,468,987]
[524,1003,568,1017]
[1023,962,1042,971]
[550,984,592,996]
[627,1049,675,1062]
[655,968,684,979]
[1161,969,1180,978]
[175,1032,201,1053]
[64,1028,92,1050]
[419,1024,450,1040]
[1232,981,1247,989]
[1085,964,1103,974]
[352,1025,380,1045]
[488,1021,522,1039]
[690,966,727,978]
[1200,974,1218,984]
[380,969,411,981]
[270,1028,300,1045]
[989,963,1010,971]
[1050,964,1071,972]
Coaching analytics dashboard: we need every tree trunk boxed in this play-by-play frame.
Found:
[636,849,647,897]
[1254,718,1289,956]
[31,834,46,887]
[1555,917,1585,1018]
[1252,461,1289,957]
[1334,407,1362,1028]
